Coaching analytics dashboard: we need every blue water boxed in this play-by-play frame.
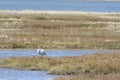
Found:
[0,49,119,58]
[0,49,96,58]
[0,0,120,12]
[0,68,55,80]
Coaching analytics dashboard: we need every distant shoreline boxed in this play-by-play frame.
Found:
[0,10,119,14]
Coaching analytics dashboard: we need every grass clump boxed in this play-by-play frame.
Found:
[0,53,120,75]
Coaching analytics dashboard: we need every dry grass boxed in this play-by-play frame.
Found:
[0,52,120,80]
[0,53,120,75]
[0,10,120,49]
[54,73,120,80]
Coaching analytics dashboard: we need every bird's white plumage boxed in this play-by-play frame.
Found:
[37,49,44,53]
[37,48,46,57]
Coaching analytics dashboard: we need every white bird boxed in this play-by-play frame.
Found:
[37,46,46,58]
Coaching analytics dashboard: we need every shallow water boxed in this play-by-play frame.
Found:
[0,49,117,58]
[0,0,120,12]
[0,68,55,80]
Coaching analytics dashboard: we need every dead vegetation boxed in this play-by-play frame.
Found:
[0,10,120,49]
[0,52,120,80]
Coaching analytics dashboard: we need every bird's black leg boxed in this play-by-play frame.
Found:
[41,55,42,58]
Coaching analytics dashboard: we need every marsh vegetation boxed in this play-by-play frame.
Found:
[0,10,120,80]
[0,10,120,49]
[0,53,120,80]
